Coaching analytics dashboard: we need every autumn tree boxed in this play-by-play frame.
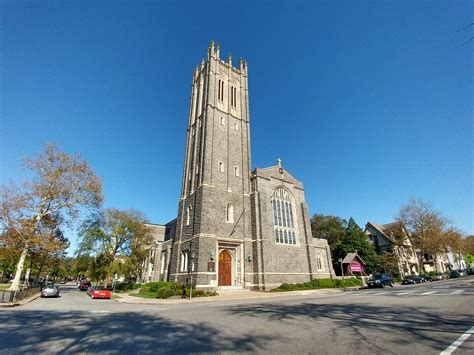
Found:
[397,198,451,271]
[0,143,102,290]
[462,235,474,266]
[77,208,152,283]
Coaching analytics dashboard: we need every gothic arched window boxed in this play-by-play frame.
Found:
[317,253,324,271]
[180,250,189,272]
[226,204,234,223]
[186,205,192,226]
[272,187,298,245]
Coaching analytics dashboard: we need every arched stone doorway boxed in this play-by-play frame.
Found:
[218,250,232,286]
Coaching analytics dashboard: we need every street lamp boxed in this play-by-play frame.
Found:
[338,258,345,290]
[189,251,196,301]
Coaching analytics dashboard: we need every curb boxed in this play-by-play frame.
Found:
[0,292,41,308]
[113,287,359,306]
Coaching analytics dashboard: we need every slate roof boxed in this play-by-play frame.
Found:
[341,252,366,265]
[366,221,407,245]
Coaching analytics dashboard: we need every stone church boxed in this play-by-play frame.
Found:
[142,42,335,290]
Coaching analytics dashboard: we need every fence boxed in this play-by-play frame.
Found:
[0,286,41,304]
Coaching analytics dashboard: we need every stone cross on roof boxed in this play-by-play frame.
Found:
[277,157,282,168]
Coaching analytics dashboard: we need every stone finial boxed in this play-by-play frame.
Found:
[201,58,205,69]
[227,54,232,66]
[277,158,282,168]
[216,43,220,59]
[207,41,214,59]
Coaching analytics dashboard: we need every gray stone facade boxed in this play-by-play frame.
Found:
[144,42,335,290]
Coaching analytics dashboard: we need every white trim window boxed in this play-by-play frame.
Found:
[160,251,167,274]
[186,205,192,225]
[180,250,189,272]
[272,187,298,245]
[226,204,234,223]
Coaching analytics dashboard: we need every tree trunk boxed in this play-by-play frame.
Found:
[9,244,28,291]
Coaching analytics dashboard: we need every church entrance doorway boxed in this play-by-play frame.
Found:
[218,250,232,286]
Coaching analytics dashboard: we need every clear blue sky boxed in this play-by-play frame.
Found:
[1,0,472,253]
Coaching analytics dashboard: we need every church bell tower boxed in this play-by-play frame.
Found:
[169,42,253,288]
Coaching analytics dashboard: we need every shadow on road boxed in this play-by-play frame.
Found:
[227,301,472,353]
[0,310,274,353]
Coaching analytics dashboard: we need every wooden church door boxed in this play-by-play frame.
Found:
[218,250,232,286]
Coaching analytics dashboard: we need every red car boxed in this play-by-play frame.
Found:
[87,285,111,299]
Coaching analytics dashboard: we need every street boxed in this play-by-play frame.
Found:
[1,277,473,354]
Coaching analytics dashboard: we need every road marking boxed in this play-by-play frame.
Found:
[420,291,437,295]
[440,325,474,355]
[89,310,110,313]
[448,290,464,295]
[395,291,413,295]
[371,292,388,295]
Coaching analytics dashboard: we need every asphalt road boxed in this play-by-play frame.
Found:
[0,277,473,354]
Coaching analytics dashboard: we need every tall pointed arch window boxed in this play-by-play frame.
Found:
[186,205,192,226]
[272,187,298,245]
[226,204,234,223]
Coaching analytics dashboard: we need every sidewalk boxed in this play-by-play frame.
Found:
[114,287,359,305]
[0,292,41,308]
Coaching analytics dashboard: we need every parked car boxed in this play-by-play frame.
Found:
[401,275,424,285]
[421,274,433,282]
[79,280,92,291]
[41,284,60,298]
[432,273,446,281]
[449,270,461,278]
[467,269,474,276]
[87,285,111,299]
[367,274,394,288]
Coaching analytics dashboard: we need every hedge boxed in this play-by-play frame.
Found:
[156,287,176,299]
[273,278,362,292]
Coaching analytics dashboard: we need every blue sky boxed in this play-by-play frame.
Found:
[1,0,472,253]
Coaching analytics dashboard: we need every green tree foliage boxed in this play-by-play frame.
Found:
[376,252,400,276]
[332,218,379,274]
[77,208,153,283]
[311,214,347,246]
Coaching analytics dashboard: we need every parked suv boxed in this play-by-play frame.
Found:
[79,280,91,291]
[367,274,394,288]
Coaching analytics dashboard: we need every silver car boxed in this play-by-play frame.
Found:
[41,284,60,297]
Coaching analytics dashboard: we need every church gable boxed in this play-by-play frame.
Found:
[253,165,304,191]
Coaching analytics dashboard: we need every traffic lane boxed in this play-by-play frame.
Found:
[19,284,115,312]
[0,307,276,353]
[1,288,470,354]
[218,291,472,354]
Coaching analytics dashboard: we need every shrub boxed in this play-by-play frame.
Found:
[156,287,176,299]
[141,281,177,293]
[115,283,141,292]
[273,277,362,292]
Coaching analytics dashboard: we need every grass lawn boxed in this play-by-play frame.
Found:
[0,284,10,290]
[111,293,122,300]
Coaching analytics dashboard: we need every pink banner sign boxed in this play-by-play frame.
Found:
[350,262,362,272]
